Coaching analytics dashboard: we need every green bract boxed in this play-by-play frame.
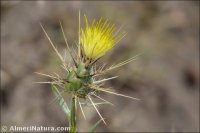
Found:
[64,63,93,98]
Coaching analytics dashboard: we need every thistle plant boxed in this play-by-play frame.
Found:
[37,11,140,133]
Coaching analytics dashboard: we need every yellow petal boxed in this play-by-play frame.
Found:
[81,16,125,60]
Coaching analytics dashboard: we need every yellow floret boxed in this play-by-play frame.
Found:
[81,15,125,60]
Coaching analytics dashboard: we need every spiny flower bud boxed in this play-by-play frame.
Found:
[37,12,140,132]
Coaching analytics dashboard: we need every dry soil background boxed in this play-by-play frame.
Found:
[1,1,199,132]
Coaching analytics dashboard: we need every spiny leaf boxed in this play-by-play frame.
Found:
[51,85,70,120]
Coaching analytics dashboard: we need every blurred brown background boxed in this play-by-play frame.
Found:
[1,1,199,132]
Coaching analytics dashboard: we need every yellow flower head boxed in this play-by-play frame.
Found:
[81,16,125,60]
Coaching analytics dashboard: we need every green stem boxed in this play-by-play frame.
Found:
[70,95,77,133]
